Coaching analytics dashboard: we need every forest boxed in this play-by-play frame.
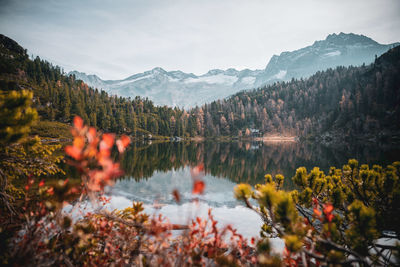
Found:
[0,34,185,138]
[1,34,400,141]
[200,47,400,140]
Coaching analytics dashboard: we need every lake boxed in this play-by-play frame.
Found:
[101,140,399,241]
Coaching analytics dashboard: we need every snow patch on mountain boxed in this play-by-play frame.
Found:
[273,70,287,80]
[184,74,238,85]
[323,51,341,57]
[116,75,153,85]
[69,33,399,108]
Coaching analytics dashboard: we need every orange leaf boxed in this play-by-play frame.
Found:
[116,135,130,153]
[65,145,81,160]
[87,127,97,142]
[38,180,45,187]
[323,203,334,214]
[73,136,85,149]
[101,133,115,149]
[120,135,130,147]
[313,208,322,217]
[73,116,84,130]
[192,180,205,194]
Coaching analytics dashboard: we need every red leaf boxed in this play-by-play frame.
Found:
[192,180,205,194]
[38,180,45,187]
[68,187,80,194]
[47,187,54,195]
[326,213,334,222]
[323,203,334,214]
[73,116,84,130]
[197,163,204,172]
[100,221,107,228]
[190,163,205,179]
[172,189,181,203]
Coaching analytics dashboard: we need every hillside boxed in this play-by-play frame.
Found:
[0,34,185,138]
[198,45,400,142]
[70,33,398,108]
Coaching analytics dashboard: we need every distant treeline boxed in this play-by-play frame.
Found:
[1,34,399,140]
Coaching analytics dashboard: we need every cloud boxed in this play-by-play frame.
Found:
[0,0,399,79]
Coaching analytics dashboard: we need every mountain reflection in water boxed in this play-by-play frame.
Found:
[105,140,398,239]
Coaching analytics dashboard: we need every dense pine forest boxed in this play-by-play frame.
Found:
[1,34,400,141]
[0,34,187,137]
[200,46,400,140]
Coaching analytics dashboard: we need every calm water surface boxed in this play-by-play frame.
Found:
[103,140,399,239]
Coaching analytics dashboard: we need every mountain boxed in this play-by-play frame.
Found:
[257,32,399,85]
[199,45,400,141]
[69,33,398,108]
[69,67,262,108]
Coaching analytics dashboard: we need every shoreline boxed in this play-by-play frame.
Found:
[254,136,297,142]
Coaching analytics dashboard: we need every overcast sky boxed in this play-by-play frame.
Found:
[0,0,399,80]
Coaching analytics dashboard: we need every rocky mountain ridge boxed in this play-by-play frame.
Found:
[70,33,399,108]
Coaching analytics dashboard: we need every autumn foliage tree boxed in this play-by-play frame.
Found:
[1,117,257,266]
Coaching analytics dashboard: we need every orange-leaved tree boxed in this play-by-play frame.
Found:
[3,116,256,266]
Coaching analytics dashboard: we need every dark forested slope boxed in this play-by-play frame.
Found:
[0,34,187,137]
[199,45,400,141]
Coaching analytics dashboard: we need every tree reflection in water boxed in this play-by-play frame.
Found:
[118,141,399,190]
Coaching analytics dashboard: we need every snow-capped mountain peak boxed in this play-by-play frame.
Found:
[324,32,379,46]
[68,33,399,108]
